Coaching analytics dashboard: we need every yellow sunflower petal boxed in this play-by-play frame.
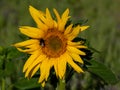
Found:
[38,13,52,28]
[64,24,73,35]
[58,54,67,79]
[38,14,47,24]
[80,26,89,31]
[26,43,40,49]
[45,8,54,28]
[61,8,69,20]
[39,58,50,83]
[19,26,44,38]
[41,81,45,87]
[14,39,39,47]
[53,59,59,77]
[53,8,61,23]
[29,6,48,31]
[45,61,53,81]
[31,64,41,77]
[53,21,58,29]
[46,8,53,21]
[16,48,35,53]
[67,25,80,40]
[25,63,40,78]
[34,9,53,29]
[67,41,81,46]
[25,54,46,77]
[75,45,87,49]
[68,52,83,64]
[68,41,87,48]
[39,69,45,83]
[57,58,61,78]
[23,50,40,72]
[67,46,86,55]
[66,53,84,73]
[16,43,41,53]
[58,9,70,31]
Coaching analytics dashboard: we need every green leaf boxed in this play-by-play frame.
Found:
[14,78,40,89]
[0,55,5,69]
[6,47,23,60]
[5,61,15,76]
[0,46,4,55]
[87,60,118,84]
[73,18,88,26]
[0,70,5,79]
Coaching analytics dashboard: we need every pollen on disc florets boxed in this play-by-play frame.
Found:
[41,29,67,58]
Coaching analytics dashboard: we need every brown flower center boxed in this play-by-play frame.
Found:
[41,30,67,58]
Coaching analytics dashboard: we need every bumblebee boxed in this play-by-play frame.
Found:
[40,39,45,47]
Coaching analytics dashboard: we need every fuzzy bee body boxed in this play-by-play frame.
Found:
[40,39,45,47]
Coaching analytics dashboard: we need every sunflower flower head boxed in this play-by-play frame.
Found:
[14,6,89,87]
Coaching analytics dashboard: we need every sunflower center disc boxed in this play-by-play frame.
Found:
[47,36,62,52]
[42,30,67,58]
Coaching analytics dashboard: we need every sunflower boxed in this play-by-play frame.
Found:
[14,6,89,86]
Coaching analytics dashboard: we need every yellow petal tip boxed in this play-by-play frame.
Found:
[80,26,90,31]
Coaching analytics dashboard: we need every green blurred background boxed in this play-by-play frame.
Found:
[0,0,120,90]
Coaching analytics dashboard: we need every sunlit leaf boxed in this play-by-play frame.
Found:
[14,78,40,89]
[87,60,118,84]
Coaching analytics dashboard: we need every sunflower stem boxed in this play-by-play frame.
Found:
[56,79,65,90]
[1,78,5,90]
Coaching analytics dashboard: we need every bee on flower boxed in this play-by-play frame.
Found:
[14,6,89,87]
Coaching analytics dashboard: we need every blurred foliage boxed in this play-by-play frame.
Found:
[0,0,120,90]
